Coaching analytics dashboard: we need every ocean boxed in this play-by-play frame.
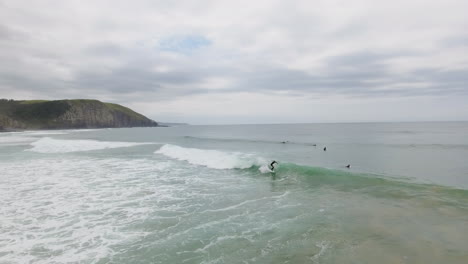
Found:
[1,122,467,263]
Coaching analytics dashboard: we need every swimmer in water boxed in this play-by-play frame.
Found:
[323,147,327,151]
[269,161,278,171]
[346,164,351,169]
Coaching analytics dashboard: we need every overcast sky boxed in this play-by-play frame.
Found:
[1,0,467,124]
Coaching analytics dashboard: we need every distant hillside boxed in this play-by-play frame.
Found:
[0,99,158,131]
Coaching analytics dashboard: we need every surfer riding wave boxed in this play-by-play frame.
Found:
[269,160,278,171]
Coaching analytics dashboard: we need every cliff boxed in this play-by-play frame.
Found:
[0,99,158,131]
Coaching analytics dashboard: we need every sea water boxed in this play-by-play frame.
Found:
[0,122,467,263]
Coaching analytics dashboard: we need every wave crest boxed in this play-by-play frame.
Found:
[155,144,267,170]
[28,137,151,153]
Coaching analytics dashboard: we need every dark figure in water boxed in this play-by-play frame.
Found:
[269,161,278,171]
[346,164,351,169]
[323,147,327,151]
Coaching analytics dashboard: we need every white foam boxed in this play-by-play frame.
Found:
[259,165,274,173]
[155,144,267,170]
[0,135,38,145]
[0,157,174,264]
[1,130,69,136]
[22,131,69,135]
[27,137,151,153]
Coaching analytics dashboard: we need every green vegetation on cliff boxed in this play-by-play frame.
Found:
[0,99,158,131]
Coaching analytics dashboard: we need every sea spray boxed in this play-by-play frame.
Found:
[155,144,268,170]
[28,137,152,153]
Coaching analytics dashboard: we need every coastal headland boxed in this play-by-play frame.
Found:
[0,99,158,131]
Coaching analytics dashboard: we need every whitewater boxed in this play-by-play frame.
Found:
[1,123,467,263]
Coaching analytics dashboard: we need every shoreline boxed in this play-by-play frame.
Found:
[0,125,167,133]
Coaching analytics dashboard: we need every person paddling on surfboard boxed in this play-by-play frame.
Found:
[269,161,278,171]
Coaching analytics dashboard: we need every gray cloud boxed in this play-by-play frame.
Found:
[0,24,13,40]
[1,0,467,123]
[85,43,125,57]
[232,50,468,97]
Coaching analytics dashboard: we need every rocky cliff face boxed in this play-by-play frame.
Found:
[0,99,158,131]
[0,115,26,130]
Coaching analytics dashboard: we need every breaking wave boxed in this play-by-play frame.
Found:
[155,144,267,170]
[28,137,151,153]
[154,144,468,203]
[0,135,38,145]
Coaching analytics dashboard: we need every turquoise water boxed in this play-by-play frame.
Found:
[0,122,467,263]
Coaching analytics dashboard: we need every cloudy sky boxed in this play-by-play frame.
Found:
[1,0,467,124]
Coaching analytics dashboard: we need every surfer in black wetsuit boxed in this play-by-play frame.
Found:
[346,164,350,169]
[269,161,278,171]
[323,147,327,151]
